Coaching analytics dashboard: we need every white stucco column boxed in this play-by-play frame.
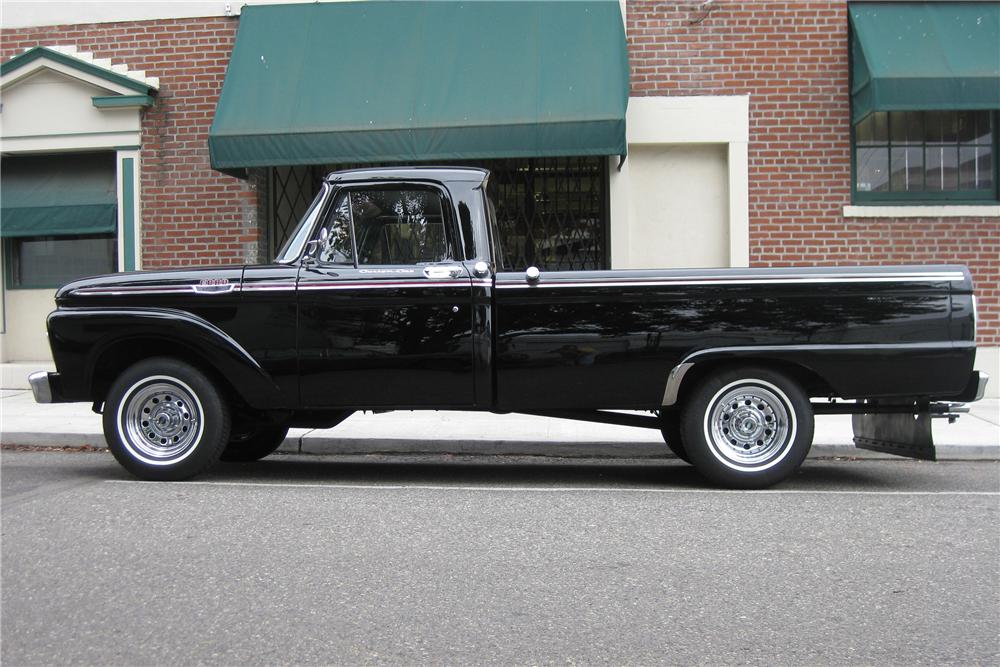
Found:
[609,95,751,270]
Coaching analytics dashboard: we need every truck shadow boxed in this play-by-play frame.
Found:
[205,455,900,491]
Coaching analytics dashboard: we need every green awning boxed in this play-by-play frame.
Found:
[850,2,1000,123]
[1,153,117,238]
[1,204,117,238]
[209,0,629,174]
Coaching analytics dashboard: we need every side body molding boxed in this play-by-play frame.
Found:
[661,342,976,406]
[47,308,288,407]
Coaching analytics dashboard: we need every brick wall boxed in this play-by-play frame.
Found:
[627,0,999,344]
[3,4,997,343]
[0,17,258,269]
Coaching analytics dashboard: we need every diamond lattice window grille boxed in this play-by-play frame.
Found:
[269,165,326,257]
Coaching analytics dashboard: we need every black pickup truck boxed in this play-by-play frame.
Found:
[31,167,988,487]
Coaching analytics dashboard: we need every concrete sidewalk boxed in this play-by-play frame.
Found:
[1,388,997,459]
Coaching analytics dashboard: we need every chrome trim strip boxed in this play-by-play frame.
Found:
[28,371,53,404]
[662,362,694,406]
[75,279,482,296]
[192,284,235,294]
[72,286,201,296]
[497,272,966,290]
[298,281,471,291]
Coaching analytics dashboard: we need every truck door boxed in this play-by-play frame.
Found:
[297,183,475,408]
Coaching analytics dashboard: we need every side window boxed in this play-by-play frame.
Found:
[317,193,355,264]
[352,188,452,265]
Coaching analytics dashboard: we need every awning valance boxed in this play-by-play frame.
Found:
[209,0,629,175]
[850,2,1000,124]
[1,204,117,238]
[1,153,117,238]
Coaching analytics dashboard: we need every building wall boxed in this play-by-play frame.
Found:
[626,1,999,352]
[621,143,731,269]
[0,17,260,270]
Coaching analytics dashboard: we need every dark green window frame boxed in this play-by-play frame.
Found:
[851,110,999,205]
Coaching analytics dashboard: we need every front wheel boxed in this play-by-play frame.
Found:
[103,357,230,481]
[680,367,813,489]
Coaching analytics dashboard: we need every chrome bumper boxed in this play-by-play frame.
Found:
[28,371,53,403]
[974,372,989,401]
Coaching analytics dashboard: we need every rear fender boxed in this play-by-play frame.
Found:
[662,342,974,406]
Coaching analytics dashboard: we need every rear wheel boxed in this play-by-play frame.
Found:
[103,357,230,481]
[680,366,813,489]
[222,424,290,462]
[659,410,690,463]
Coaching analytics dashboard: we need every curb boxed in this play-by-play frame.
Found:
[3,431,998,460]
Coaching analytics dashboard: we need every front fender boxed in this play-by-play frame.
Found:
[47,307,288,408]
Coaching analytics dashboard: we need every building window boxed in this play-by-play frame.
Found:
[6,234,116,289]
[1,152,119,289]
[268,156,610,270]
[854,110,997,203]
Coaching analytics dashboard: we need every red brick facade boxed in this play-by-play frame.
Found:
[628,0,998,344]
[0,17,258,268]
[2,3,997,343]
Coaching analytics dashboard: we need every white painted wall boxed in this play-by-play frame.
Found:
[1,67,142,153]
[975,347,999,399]
[0,288,57,361]
[624,144,730,269]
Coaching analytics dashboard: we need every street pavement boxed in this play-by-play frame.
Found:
[2,450,998,666]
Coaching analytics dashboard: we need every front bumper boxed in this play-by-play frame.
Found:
[28,371,66,404]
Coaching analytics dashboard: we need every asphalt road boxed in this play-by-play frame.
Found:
[2,450,998,666]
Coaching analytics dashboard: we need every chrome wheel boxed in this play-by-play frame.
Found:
[118,376,204,465]
[704,379,796,471]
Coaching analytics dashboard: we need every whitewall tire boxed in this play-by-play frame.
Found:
[680,366,813,488]
[103,357,230,480]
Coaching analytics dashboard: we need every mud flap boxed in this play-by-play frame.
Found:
[852,411,936,461]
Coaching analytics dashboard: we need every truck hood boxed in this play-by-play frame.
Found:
[55,266,246,304]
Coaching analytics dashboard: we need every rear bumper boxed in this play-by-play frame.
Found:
[28,371,68,404]
[952,371,990,403]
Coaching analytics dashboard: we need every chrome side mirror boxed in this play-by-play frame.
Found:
[525,266,540,282]
[473,261,490,277]
[305,228,330,264]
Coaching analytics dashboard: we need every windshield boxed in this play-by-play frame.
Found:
[274,183,329,263]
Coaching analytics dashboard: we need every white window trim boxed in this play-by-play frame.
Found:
[844,205,1000,218]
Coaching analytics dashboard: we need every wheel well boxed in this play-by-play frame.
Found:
[672,358,833,410]
[90,338,241,408]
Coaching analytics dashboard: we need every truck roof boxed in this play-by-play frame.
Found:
[324,166,489,184]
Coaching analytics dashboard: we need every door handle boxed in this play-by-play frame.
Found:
[423,265,464,279]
